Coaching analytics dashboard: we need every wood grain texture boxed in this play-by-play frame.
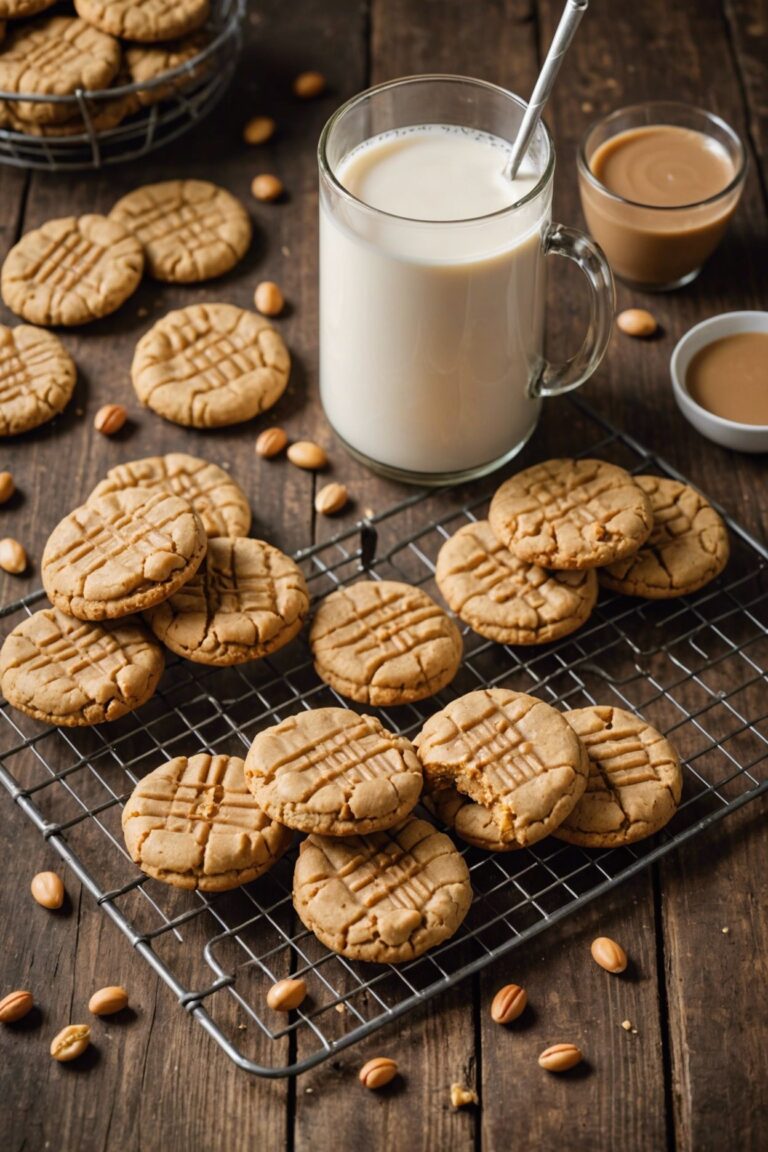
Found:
[0,1,766,1149]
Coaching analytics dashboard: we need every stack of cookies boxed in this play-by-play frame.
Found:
[436,457,730,645]
[0,451,310,725]
[0,5,212,139]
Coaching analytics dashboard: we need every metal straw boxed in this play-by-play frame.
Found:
[504,0,589,180]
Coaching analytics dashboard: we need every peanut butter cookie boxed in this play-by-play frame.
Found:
[293,816,472,963]
[554,705,683,847]
[124,33,208,105]
[122,753,292,892]
[0,324,76,436]
[599,476,729,598]
[436,519,598,644]
[88,453,251,539]
[144,537,309,665]
[131,304,289,428]
[489,459,654,571]
[0,608,163,726]
[415,688,588,848]
[42,490,207,621]
[0,1,56,18]
[2,216,144,327]
[245,707,423,836]
[110,180,251,283]
[0,17,120,125]
[310,580,463,706]
[422,783,514,852]
[75,0,210,43]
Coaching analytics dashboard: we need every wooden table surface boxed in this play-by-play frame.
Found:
[1,2,766,1149]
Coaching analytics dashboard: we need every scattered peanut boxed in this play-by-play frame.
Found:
[450,1083,478,1109]
[616,308,657,337]
[0,471,15,504]
[254,280,285,317]
[0,537,26,574]
[293,71,326,99]
[315,482,348,516]
[490,983,527,1024]
[88,986,129,1016]
[251,174,284,202]
[30,871,65,910]
[359,1056,398,1090]
[255,427,289,458]
[287,441,327,470]
[243,116,276,145]
[94,404,128,436]
[538,1043,583,1072]
[590,936,628,974]
[266,977,307,1012]
[50,1024,91,1063]
[0,990,34,1024]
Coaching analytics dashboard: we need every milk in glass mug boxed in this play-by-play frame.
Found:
[318,75,614,485]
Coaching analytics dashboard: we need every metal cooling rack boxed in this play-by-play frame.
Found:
[0,0,244,172]
[0,398,766,1077]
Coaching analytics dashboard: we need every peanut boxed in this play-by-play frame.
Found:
[490,983,527,1024]
[450,1083,478,1109]
[590,936,628,974]
[315,482,348,516]
[50,1024,90,1063]
[94,404,127,435]
[30,871,65,910]
[0,537,26,575]
[293,71,326,99]
[0,990,33,1024]
[243,116,276,145]
[88,986,129,1016]
[256,427,289,458]
[266,977,307,1012]
[538,1043,583,1072]
[254,280,285,317]
[287,441,327,470]
[616,308,657,337]
[359,1056,398,1090]
[0,471,14,504]
[251,174,284,202]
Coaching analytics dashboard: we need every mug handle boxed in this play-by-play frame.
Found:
[530,223,615,398]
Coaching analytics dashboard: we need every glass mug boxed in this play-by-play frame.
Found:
[318,75,615,486]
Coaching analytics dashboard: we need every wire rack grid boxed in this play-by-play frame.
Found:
[0,398,766,1077]
[0,0,244,172]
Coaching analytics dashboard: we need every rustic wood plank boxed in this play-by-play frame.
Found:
[724,0,768,191]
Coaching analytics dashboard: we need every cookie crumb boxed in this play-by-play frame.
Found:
[722,927,730,934]
[335,1003,346,1014]
[450,1083,478,1109]
[281,245,291,258]
[621,1019,633,1031]
[305,1087,314,1094]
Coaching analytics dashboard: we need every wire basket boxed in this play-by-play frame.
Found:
[0,0,244,171]
[0,398,766,1077]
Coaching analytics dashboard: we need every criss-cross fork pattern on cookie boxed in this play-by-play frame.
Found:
[0,325,76,436]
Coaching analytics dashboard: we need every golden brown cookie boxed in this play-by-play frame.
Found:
[0,0,56,19]
[489,458,654,571]
[122,753,292,892]
[2,216,144,327]
[110,180,251,283]
[131,304,290,428]
[75,0,210,43]
[554,705,683,847]
[244,707,423,836]
[0,87,137,137]
[0,17,120,125]
[0,608,163,726]
[436,520,598,644]
[292,816,472,963]
[0,324,76,436]
[598,475,729,598]
[144,537,309,666]
[415,688,588,848]
[42,489,207,622]
[310,580,463,706]
[124,33,208,105]
[422,783,514,852]
[88,453,251,539]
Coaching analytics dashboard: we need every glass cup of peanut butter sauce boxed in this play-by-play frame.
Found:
[578,102,746,290]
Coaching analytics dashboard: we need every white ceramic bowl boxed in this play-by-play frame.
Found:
[671,311,768,453]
